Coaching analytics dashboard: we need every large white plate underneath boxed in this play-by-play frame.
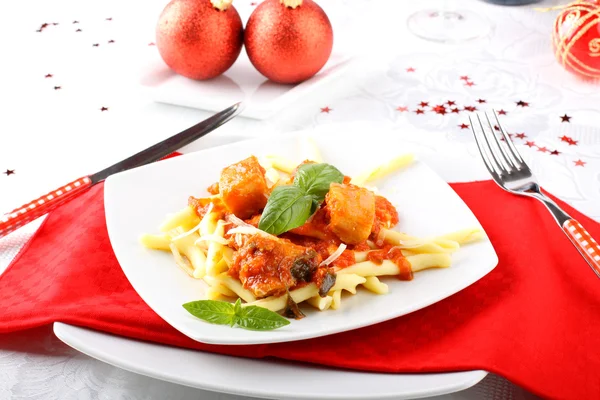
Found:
[53,322,487,400]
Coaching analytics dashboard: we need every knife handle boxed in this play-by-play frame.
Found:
[0,177,92,239]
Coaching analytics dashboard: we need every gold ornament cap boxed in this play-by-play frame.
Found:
[281,0,303,8]
[211,0,233,11]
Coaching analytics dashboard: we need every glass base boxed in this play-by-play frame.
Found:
[407,9,491,43]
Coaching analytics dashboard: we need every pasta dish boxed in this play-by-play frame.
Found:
[141,142,483,321]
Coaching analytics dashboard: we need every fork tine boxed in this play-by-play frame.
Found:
[491,110,525,165]
[476,113,510,174]
[481,113,514,172]
[469,115,503,179]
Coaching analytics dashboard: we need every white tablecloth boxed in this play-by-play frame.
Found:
[1,0,597,398]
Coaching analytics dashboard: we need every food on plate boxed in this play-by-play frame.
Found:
[140,140,484,329]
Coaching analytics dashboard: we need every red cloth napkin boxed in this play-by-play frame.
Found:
[1,180,599,400]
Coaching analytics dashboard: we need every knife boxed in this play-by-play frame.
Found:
[0,102,244,239]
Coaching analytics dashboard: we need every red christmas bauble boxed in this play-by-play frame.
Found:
[553,0,600,81]
[156,0,243,80]
[244,0,333,84]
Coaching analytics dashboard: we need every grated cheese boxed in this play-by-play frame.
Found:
[320,243,347,266]
[194,234,229,246]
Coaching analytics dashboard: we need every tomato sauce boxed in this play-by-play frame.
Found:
[366,245,413,280]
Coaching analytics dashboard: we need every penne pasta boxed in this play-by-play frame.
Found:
[307,295,333,311]
[160,206,199,232]
[246,284,318,312]
[263,154,297,174]
[206,220,226,276]
[139,233,171,251]
[331,273,367,294]
[330,290,342,310]
[436,227,485,244]
[216,274,257,303]
[351,153,414,186]
[339,254,451,277]
[362,276,389,294]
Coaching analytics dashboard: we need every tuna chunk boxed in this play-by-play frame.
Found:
[219,156,268,219]
[230,234,325,298]
[326,183,375,244]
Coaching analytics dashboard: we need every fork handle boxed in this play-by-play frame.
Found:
[563,219,600,278]
[0,177,92,239]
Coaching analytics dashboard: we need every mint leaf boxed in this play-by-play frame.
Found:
[258,185,313,235]
[235,305,291,331]
[294,163,344,201]
[182,300,235,326]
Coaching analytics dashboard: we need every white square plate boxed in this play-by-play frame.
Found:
[104,131,498,345]
[140,0,356,120]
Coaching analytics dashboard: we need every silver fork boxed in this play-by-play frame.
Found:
[470,110,600,278]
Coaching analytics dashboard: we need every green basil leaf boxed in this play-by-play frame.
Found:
[258,185,313,235]
[294,163,344,201]
[235,305,291,331]
[182,300,235,326]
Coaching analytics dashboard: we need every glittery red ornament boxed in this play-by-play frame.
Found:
[244,0,333,84]
[156,0,243,80]
[553,0,600,81]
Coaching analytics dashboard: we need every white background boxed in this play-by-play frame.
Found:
[1,0,598,398]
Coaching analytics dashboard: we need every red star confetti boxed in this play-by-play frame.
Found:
[550,150,560,156]
[108,40,115,43]
[76,29,82,32]
[560,135,578,146]
[54,86,61,90]
[432,105,447,115]
[414,109,425,115]
[525,141,536,147]
[464,106,477,112]
[560,114,571,122]
[537,146,548,153]
[320,107,332,113]
[3,169,15,176]
[100,107,109,111]
[419,101,429,107]
[493,125,500,131]
[497,109,507,115]
[41,23,49,28]
[451,108,460,114]
[574,159,586,167]
[460,76,470,81]
[476,99,487,104]
[45,74,53,78]
[465,81,475,87]
[515,133,527,139]
[406,67,416,73]
[148,42,156,46]
[396,106,408,112]
[516,100,529,107]
[93,43,99,47]
[459,123,470,129]
[447,100,456,106]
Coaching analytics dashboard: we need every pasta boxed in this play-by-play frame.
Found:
[141,142,484,321]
